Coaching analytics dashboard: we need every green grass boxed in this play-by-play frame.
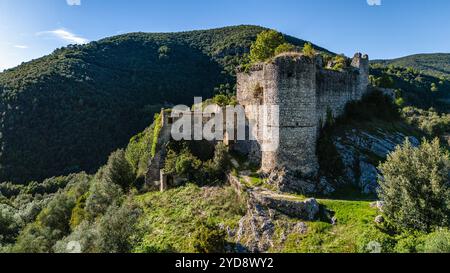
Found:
[276,199,380,253]
[133,184,246,253]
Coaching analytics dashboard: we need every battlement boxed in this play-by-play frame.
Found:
[235,52,370,178]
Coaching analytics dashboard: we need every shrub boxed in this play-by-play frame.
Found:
[419,229,450,253]
[103,149,136,190]
[0,206,20,245]
[85,175,123,219]
[317,110,344,179]
[274,43,297,56]
[36,193,76,235]
[200,143,230,184]
[193,222,227,253]
[394,233,425,253]
[69,193,89,230]
[95,199,142,253]
[151,113,163,158]
[53,221,99,253]
[126,125,154,177]
[378,139,450,232]
[357,228,396,253]
[330,55,347,71]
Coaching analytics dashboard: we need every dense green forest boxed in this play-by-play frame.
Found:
[0,25,325,184]
[370,64,450,112]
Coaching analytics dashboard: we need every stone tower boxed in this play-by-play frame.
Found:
[236,52,370,180]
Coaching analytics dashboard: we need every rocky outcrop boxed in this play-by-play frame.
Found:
[228,174,320,252]
[250,191,320,220]
[266,168,317,195]
[334,129,419,194]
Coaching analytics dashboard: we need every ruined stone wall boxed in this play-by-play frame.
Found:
[316,53,369,124]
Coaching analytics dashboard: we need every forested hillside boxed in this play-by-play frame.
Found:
[0,25,322,183]
[372,53,450,78]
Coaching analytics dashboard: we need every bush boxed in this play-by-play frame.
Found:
[330,55,347,71]
[95,199,142,253]
[357,228,396,253]
[302,42,316,58]
[0,206,21,245]
[274,43,297,56]
[378,139,450,232]
[69,193,89,230]
[126,125,155,177]
[164,142,230,186]
[394,233,425,253]
[85,176,123,219]
[53,221,99,253]
[317,110,344,179]
[193,222,227,253]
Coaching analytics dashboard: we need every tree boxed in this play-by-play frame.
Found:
[302,42,316,58]
[95,199,142,253]
[103,149,136,190]
[249,30,286,63]
[431,83,439,92]
[274,43,297,56]
[378,139,450,232]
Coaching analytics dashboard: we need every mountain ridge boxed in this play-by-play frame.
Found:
[372,53,450,78]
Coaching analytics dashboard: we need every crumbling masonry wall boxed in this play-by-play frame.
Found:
[236,53,369,178]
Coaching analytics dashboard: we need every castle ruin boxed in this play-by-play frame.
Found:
[234,52,369,179]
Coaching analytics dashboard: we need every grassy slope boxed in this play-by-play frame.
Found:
[133,184,246,253]
[279,199,379,253]
[130,182,382,253]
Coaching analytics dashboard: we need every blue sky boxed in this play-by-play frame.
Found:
[0,0,449,71]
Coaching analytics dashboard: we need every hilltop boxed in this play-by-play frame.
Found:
[0,25,323,183]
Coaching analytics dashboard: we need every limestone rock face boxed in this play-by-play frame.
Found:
[267,168,317,195]
[334,129,419,194]
[359,161,379,194]
[251,191,320,220]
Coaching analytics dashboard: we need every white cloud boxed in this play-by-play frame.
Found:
[66,0,81,6]
[37,29,89,44]
[14,45,28,49]
[367,0,382,6]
